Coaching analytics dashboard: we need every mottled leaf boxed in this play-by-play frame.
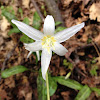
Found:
[75,85,91,100]
[1,6,17,23]
[1,65,28,78]
[8,28,20,35]
[23,17,29,25]
[91,87,100,96]
[55,21,62,26]
[37,70,57,100]
[55,26,66,33]
[54,76,83,90]
[20,34,34,43]
[32,12,41,29]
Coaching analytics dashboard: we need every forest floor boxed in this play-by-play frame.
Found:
[0,0,100,100]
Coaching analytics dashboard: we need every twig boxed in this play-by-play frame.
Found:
[75,67,87,77]
[2,43,18,71]
[92,41,100,57]
[31,0,44,21]
[76,43,94,50]
[65,54,76,67]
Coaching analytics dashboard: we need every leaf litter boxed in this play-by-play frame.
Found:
[0,0,100,100]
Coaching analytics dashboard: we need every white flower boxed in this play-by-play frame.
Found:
[11,15,85,80]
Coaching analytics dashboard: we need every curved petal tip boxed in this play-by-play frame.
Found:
[81,22,85,27]
[43,15,55,35]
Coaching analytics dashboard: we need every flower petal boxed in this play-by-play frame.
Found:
[43,15,55,35]
[24,41,42,51]
[52,42,68,56]
[41,49,52,80]
[54,22,85,43]
[27,51,40,61]
[36,51,40,61]
[27,51,32,58]
[11,19,44,40]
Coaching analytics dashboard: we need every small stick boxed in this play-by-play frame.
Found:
[31,0,44,21]
[2,43,18,71]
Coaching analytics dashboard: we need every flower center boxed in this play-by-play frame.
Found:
[41,35,56,53]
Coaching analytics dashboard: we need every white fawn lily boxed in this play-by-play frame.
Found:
[11,15,84,80]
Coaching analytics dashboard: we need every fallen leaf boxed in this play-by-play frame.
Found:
[78,62,86,73]
[0,85,10,100]
[81,33,88,42]
[22,0,30,8]
[83,0,90,6]
[61,91,70,100]
[59,67,66,76]
[61,0,72,7]
[95,57,100,65]
[1,16,10,32]
[89,2,100,22]
[82,77,95,87]
[0,36,4,45]
[4,76,15,88]
[18,76,32,100]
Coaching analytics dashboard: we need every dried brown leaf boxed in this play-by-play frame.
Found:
[18,76,32,100]
[59,67,66,76]
[89,2,100,22]
[4,76,15,88]
[61,91,70,100]
[0,16,10,32]
[0,85,10,100]
[22,0,30,8]
[61,0,72,7]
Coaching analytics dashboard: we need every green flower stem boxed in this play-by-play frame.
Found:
[46,72,50,100]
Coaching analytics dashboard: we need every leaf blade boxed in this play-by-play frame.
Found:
[1,65,28,78]
[75,85,91,100]
[54,76,83,90]
[32,12,41,30]
[37,70,57,100]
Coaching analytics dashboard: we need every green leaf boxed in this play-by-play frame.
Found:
[23,17,29,25]
[8,28,20,35]
[18,8,23,18]
[1,65,28,78]
[55,26,66,33]
[41,5,47,16]
[91,57,96,64]
[55,21,62,26]
[1,6,17,28]
[32,12,41,29]
[87,38,92,44]
[91,87,100,96]
[75,85,91,100]
[54,76,83,90]
[37,71,47,100]
[65,72,71,79]
[63,59,73,70]
[20,34,34,43]
[49,75,57,96]
[37,70,57,100]
[1,6,17,23]
[90,65,98,76]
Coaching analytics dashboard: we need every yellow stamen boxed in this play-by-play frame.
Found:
[41,35,56,53]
